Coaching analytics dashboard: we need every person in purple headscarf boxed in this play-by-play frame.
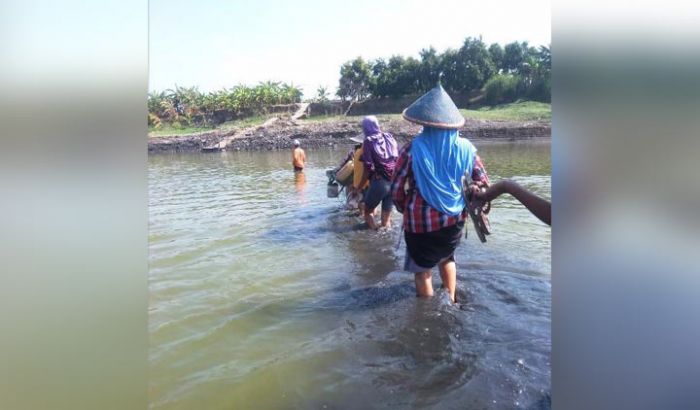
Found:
[357,116,399,229]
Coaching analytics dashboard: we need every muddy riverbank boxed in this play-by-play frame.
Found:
[148,117,550,154]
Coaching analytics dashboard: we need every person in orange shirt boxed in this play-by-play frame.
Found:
[292,139,306,172]
[347,136,370,212]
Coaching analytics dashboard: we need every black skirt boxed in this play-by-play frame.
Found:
[404,221,464,271]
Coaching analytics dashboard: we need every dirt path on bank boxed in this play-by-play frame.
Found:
[148,115,550,154]
[200,103,312,150]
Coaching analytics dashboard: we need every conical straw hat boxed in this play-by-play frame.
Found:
[402,83,465,129]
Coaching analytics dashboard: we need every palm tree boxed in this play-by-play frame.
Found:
[283,83,303,103]
[316,86,329,102]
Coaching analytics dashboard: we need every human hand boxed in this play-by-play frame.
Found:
[469,184,481,197]
[473,181,509,203]
[468,184,485,208]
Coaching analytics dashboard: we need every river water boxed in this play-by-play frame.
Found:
[149,141,551,409]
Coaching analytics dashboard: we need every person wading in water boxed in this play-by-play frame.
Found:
[348,135,370,213]
[292,139,306,172]
[333,136,369,212]
[357,116,399,230]
[391,83,490,304]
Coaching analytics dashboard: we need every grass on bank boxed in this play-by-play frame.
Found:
[304,113,407,123]
[217,114,271,132]
[148,115,272,138]
[149,101,551,137]
[305,101,550,123]
[303,114,346,123]
[148,125,216,137]
[460,101,551,121]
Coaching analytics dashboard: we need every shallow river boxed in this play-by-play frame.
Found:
[149,141,551,409]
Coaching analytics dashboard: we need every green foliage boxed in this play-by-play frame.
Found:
[522,46,551,102]
[307,105,550,124]
[460,101,551,121]
[337,57,372,101]
[217,115,271,132]
[489,43,505,73]
[484,74,524,105]
[148,82,303,127]
[338,36,549,102]
[483,59,550,105]
[418,47,441,92]
[441,37,495,94]
[369,55,421,98]
[315,86,330,102]
[148,115,270,137]
[503,41,537,73]
[148,124,216,137]
[527,75,551,103]
[148,113,162,128]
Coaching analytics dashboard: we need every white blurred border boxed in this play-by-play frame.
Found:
[553,1,700,409]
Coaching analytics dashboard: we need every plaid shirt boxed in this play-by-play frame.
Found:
[390,141,490,233]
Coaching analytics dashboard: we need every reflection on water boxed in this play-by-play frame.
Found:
[294,170,306,191]
[149,141,551,409]
[294,171,307,205]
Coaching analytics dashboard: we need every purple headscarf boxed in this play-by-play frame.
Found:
[361,116,398,179]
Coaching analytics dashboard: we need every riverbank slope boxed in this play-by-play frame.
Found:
[148,103,551,154]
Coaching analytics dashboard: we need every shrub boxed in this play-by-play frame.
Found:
[148,113,162,128]
[526,76,551,102]
[483,74,522,105]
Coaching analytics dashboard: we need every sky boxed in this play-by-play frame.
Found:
[149,0,551,98]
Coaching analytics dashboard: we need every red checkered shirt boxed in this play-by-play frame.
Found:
[390,141,490,233]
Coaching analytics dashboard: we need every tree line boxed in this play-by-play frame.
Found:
[149,38,550,130]
[334,37,550,105]
[148,82,303,129]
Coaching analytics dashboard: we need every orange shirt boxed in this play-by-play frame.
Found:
[292,147,306,168]
[353,146,369,190]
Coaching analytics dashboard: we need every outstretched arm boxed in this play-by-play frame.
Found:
[474,180,551,226]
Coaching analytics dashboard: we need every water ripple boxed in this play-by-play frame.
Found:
[149,143,551,409]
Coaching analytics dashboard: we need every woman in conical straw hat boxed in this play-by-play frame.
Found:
[390,82,490,304]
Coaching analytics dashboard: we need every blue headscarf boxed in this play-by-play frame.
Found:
[411,127,476,216]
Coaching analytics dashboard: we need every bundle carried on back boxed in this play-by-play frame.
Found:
[334,160,354,186]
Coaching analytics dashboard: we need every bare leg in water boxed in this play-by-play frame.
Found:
[438,259,457,303]
[415,261,457,303]
[415,271,433,297]
[380,209,392,228]
[364,207,379,230]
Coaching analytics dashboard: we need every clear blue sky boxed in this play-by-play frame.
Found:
[149,0,550,97]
